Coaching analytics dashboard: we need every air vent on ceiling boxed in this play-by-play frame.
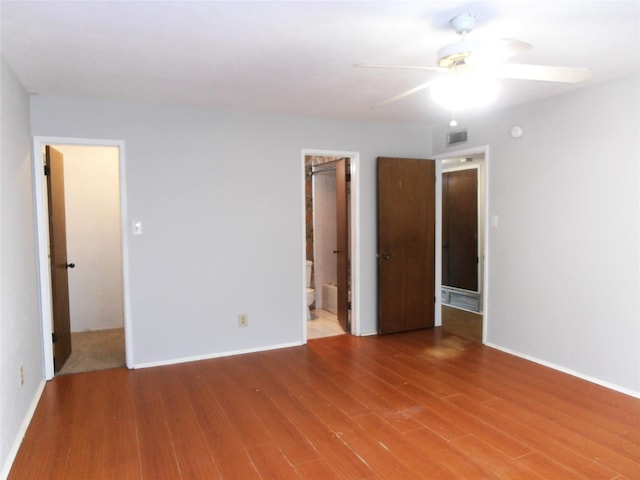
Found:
[447,130,468,146]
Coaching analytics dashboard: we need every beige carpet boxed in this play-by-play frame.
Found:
[58,328,125,375]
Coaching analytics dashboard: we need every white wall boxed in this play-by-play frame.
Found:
[55,145,123,332]
[312,169,337,308]
[0,58,44,478]
[433,73,640,395]
[30,97,432,366]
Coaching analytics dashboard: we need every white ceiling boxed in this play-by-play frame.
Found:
[1,1,638,125]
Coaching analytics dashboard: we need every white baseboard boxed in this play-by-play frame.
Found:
[1,380,46,480]
[133,340,304,369]
[485,342,640,399]
[359,330,378,336]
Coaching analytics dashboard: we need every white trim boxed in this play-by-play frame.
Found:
[434,158,442,327]
[434,145,490,343]
[350,154,361,336]
[301,149,360,338]
[482,147,490,342]
[0,380,46,480]
[485,342,640,399]
[32,141,54,379]
[300,156,308,342]
[31,136,132,379]
[134,341,304,369]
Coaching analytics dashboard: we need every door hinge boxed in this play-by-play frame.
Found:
[346,172,351,182]
[347,301,352,311]
[44,165,50,176]
[52,332,57,343]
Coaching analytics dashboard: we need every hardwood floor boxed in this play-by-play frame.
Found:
[441,305,483,342]
[9,329,640,479]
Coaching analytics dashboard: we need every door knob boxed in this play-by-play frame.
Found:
[376,253,391,260]
[65,263,75,269]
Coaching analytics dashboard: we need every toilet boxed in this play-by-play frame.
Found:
[306,260,315,320]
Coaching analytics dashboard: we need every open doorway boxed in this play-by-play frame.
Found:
[51,145,124,374]
[33,137,131,380]
[438,150,487,342]
[303,150,359,340]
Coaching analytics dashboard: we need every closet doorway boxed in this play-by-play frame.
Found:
[439,150,486,342]
[49,144,125,375]
[33,137,132,380]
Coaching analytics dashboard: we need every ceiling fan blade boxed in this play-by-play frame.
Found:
[373,80,435,108]
[465,39,532,67]
[355,63,446,72]
[497,63,591,83]
[494,39,532,60]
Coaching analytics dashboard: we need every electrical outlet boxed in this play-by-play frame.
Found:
[238,313,248,327]
[19,365,24,386]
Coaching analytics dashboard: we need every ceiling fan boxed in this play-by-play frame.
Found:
[358,14,591,111]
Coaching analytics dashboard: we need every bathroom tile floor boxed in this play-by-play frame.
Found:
[307,308,346,339]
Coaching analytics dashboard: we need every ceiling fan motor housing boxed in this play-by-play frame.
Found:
[437,14,480,68]
[450,14,476,34]
[437,39,481,68]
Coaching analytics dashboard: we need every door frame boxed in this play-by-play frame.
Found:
[32,136,132,380]
[301,149,360,340]
[434,145,490,342]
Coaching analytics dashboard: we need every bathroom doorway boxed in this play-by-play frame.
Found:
[304,151,356,339]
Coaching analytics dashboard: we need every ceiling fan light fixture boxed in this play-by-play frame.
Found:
[430,72,499,111]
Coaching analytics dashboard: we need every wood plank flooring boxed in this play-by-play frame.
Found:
[441,305,483,342]
[9,329,640,479]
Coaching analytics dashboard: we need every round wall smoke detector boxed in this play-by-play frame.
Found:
[510,126,523,138]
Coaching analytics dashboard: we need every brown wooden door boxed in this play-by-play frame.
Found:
[442,169,478,291]
[377,157,435,334]
[46,146,73,371]
[335,158,349,333]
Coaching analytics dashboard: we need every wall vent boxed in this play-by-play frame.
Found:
[447,130,468,146]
